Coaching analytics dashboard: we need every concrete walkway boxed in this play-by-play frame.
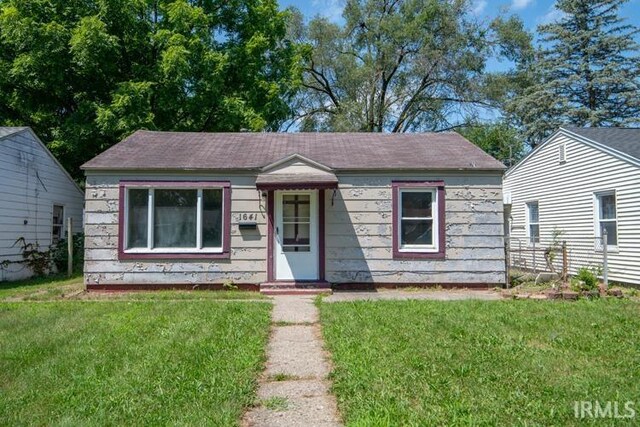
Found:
[324,289,501,302]
[242,296,342,427]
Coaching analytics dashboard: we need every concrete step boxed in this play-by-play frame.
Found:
[260,282,331,290]
[260,281,332,295]
[261,288,332,295]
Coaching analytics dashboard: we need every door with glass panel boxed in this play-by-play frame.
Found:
[274,191,318,280]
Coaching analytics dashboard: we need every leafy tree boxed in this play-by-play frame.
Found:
[0,0,302,178]
[459,122,526,167]
[506,0,640,144]
[286,0,529,133]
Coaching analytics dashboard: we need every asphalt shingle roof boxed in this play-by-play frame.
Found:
[81,131,505,171]
[563,127,640,160]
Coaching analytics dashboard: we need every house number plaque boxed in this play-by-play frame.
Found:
[237,213,257,221]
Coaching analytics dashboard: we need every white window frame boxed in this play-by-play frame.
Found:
[525,201,539,245]
[594,191,618,251]
[124,187,225,254]
[51,203,65,244]
[397,188,439,253]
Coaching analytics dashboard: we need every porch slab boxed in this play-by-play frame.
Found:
[260,281,332,295]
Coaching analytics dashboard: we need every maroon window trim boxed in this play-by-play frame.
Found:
[267,190,275,282]
[392,181,446,259]
[319,189,326,281]
[118,181,231,260]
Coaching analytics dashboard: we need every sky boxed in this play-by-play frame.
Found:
[279,0,640,72]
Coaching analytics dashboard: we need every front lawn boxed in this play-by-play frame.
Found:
[0,274,266,301]
[0,300,271,425]
[0,274,84,300]
[320,299,640,425]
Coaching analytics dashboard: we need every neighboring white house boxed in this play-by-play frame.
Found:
[0,127,84,281]
[504,127,640,285]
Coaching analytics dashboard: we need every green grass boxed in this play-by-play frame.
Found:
[269,373,299,382]
[262,396,289,411]
[0,300,271,425]
[0,274,84,300]
[0,274,267,301]
[84,289,268,301]
[320,299,640,426]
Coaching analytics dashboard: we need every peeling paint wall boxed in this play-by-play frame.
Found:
[84,171,505,286]
[325,174,506,284]
[84,173,267,286]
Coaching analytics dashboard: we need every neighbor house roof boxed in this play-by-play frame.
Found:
[0,127,29,141]
[0,126,83,194]
[505,126,640,178]
[562,127,640,161]
[81,131,505,171]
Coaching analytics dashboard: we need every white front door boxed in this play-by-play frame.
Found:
[275,191,319,280]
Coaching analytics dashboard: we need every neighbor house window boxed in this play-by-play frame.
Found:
[119,182,230,259]
[392,181,445,259]
[526,202,539,244]
[52,205,64,244]
[595,191,617,247]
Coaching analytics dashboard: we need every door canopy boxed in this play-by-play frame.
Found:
[255,154,338,191]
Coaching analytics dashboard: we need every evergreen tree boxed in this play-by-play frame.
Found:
[507,0,640,144]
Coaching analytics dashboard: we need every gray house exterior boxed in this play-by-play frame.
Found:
[82,131,506,292]
[0,127,84,281]
[504,127,640,285]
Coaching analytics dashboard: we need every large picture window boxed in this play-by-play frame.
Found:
[595,191,617,247]
[392,181,445,259]
[119,182,230,259]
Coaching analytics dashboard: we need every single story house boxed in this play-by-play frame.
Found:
[0,127,84,281]
[81,131,506,292]
[504,127,640,285]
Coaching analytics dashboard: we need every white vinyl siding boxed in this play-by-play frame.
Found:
[0,129,84,281]
[504,131,640,285]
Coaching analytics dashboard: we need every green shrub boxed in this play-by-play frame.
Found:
[571,266,600,291]
[51,233,84,274]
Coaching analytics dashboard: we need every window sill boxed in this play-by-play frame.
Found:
[118,250,230,260]
[595,246,619,254]
[393,249,445,260]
